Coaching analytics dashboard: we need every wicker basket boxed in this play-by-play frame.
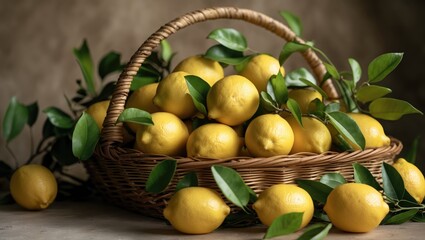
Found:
[86,7,403,220]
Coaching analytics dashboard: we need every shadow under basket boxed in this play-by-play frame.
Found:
[85,7,404,221]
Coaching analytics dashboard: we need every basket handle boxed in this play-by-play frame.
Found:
[100,7,338,148]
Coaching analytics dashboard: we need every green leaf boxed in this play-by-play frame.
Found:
[263,212,303,239]
[116,108,153,126]
[297,223,332,240]
[286,98,303,127]
[260,91,279,112]
[323,62,340,80]
[2,97,29,143]
[368,52,403,83]
[284,68,316,87]
[296,179,333,204]
[326,111,365,150]
[320,173,346,188]
[145,159,177,194]
[185,75,211,115]
[353,162,382,191]
[43,107,74,129]
[269,72,288,105]
[73,39,96,96]
[72,112,100,160]
[130,76,158,91]
[42,118,70,138]
[384,210,418,225]
[356,85,392,103]
[98,51,122,80]
[403,136,420,164]
[207,28,248,52]
[279,41,310,65]
[280,11,302,36]
[234,55,254,73]
[175,172,198,192]
[299,78,328,100]
[412,212,425,222]
[51,137,79,166]
[26,102,39,127]
[348,58,362,85]
[204,44,244,66]
[369,98,423,120]
[324,101,340,113]
[160,39,173,63]
[336,80,357,112]
[382,162,417,202]
[211,165,250,209]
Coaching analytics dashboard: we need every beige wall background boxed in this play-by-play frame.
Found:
[1,0,425,171]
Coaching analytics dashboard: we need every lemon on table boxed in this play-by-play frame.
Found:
[125,83,161,132]
[207,75,259,126]
[393,158,425,203]
[245,114,294,157]
[239,54,285,92]
[324,183,389,233]
[173,55,224,86]
[347,113,391,149]
[252,183,314,229]
[85,100,110,130]
[10,164,57,210]
[286,116,332,154]
[186,123,241,159]
[287,88,323,113]
[163,187,230,234]
[135,112,189,156]
[153,71,197,119]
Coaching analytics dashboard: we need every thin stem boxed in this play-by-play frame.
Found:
[25,138,53,165]
[29,127,34,158]
[5,144,19,169]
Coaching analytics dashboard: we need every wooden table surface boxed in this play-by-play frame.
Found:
[0,198,423,240]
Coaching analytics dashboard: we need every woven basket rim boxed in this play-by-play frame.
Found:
[95,138,403,168]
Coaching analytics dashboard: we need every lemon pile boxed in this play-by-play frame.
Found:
[122,53,391,159]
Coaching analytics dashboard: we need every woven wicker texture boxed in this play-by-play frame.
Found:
[86,7,403,220]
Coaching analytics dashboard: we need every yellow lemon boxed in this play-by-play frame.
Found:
[10,164,57,210]
[324,183,389,233]
[186,123,241,159]
[287,88,323,113]
[85,100,110,130]
[347,113,391,149]
[153,71,196,119]
[173,55,224,86]
[239,54,285,92]
[207,75,259,126]
[286,116,332,154]
[125,83,161,132]
[253,184,314,229]
[245,114,294,157]
[163,187,230,234]
[393,158,425,203]
[135,112,189,156]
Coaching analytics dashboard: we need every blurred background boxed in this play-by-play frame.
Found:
[1,0,424,173]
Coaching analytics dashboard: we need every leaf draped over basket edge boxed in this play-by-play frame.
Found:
[211,165,254,210]
[145,159,177,194]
